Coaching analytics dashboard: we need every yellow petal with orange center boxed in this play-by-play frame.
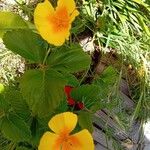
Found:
[57,0,79,23]
[53,133,81,150]
[34,0,70,46]
[38,131,59,150]
[70,129,95,150]
[48,112,77,135]
[34,0,79,46]
[57,0,78,14]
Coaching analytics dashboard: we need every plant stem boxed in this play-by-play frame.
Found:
[42,48,51,65]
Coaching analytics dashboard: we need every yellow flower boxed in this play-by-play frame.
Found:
[38,112,94,150]
[34,0,79,46]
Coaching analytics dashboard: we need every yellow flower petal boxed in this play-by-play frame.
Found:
[57,0,79,23]
[70,129,95,150]
[34,0,56,44]
[57,0,78,14]
[70,10,79,23]
[38,131,59,150]
[34,0,54,30]
[35,23,71,46]
[48,112,77,134]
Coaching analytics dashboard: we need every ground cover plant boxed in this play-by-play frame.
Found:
[0,0,150,149]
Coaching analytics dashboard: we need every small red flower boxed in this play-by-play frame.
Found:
[75,102,84,110]
[67,97,75,106]
[64,86,73,98]
[64,85,84,110]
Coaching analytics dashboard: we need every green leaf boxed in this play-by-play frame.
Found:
[3,29,47,63]
[25,21,36,30]
[48,44,91,73]
[71,18,85,34]
[0,12,28,38]
[78,111,93,133]
[4,89,31,120]
[16,146,32,150]
[1,113,31,142]
[97,14,109,32]
[0,132,10,150]
[90,101,104,113]
[0,94,10,113]
[0,84,4,93]
[71,85,100,109]
[0,133,10,150]
[137,14,150,36]
[132,0,150,9]
[20,69,67,117]
[63,73,79,87]
[30,117,46,146]
[91,66,119,111]
[94,66,118,89]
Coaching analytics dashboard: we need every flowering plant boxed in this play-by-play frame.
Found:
[39,112,94,150]
[0,0,119,149]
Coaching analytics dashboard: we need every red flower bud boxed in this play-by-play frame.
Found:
[64,86,73,98]
[75,102,84,110]
[67,98,75,106]
[65,86,84,110]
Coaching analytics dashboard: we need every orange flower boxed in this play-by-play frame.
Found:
[38,112,94,150]
[34,0,79,46]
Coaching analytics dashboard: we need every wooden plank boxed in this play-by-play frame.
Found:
[95,143,111,150]
[94,110,129,141]
[128,120,141,144]
[93,127,114,150]
[119,79,130,97]
[120,92,135,110]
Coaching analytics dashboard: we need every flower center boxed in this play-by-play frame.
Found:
[54,129,81,150]
[50,6,70,33]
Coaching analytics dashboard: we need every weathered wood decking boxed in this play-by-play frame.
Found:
[93,80,142,150]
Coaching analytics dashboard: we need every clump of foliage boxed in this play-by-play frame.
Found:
[78,0,150,120]
[0,0,150,149]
